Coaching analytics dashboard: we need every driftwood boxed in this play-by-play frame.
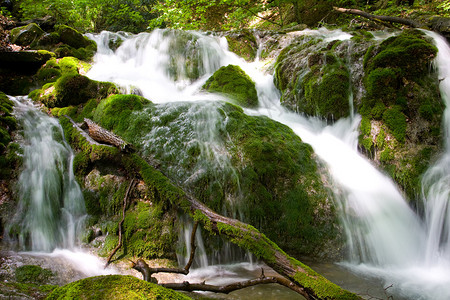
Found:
[105,179,136,268]
[333,6,423,28]
[82,118,134,152]
[161,269,305,294]
[128,153,361,299]
[131,221,200,280]
[131,222,306,296]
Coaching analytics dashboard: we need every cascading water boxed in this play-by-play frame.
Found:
[422,32,450,264]
[7,96,86,252]
[5,96,120,281]
[86,28,450,299]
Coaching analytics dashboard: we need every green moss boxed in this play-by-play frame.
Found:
[380,148,392,162]
[365,68,399,104]
[293,270,359,300]
[367,30,437,79]
[59,57,80,75]
[93,94,146,131]
[370,101,386,120]
[56,25,95,49]
[0,92,18,179]
[299,60,350,119]
[376,128,386,148]
[382,106,407,143]
[225,30,257,62]
[203,65,258,108]
[9,23,44,47]
[47,275,192,299]
[37,67,61,84]
[15,265,53,284]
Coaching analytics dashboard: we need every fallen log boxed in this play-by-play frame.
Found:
[161,269,304,295]
[61,117,361,299]
[333,6,423,28]
[83,118,135,152]
[132,224,306,296]
[128,154,362,300]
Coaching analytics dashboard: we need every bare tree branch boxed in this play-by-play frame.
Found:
[105,179,136,267]
[333,7,423,28]
[130,221,199,280]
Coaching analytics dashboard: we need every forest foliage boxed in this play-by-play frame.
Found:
[1,0,449,33]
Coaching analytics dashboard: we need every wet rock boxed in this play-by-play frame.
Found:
[224,29,258,62]
[9,23,45,47]
[56,25,93,49]
[0,50,55,73]
[203,64,258,107]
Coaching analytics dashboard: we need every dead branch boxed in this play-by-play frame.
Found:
[161,268,304,294]
[105,179,136,267]
[64,115,114,148]
[131,221,200,281]
[333,7,423,28]
[83,118,135,152]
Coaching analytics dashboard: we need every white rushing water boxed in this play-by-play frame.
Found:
[86,29,450,299]
[8,96,86,252]
[7,96,119,279]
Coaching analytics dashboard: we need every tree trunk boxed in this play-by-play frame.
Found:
[64,119,361,300]
[83,118,134,152]
[128,154,362,300]
[333,7,423,28]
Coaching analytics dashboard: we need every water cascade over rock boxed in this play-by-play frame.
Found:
[7,96,86,251]
[83,28,450,299]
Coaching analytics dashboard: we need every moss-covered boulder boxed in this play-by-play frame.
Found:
[0,50,55,73]
[31,57,116,108]
[225,30,258,62]
[358,29,443,201]
[56,25,94,49]
[69,95,339,257]
[203,65,258,108]
[0,91,19,179]
[36,74,115,108]
[9,23,45,47]
[46,275,192,300]
[274,36,352,120]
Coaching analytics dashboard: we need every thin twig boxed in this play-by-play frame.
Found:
[105,179,136,268]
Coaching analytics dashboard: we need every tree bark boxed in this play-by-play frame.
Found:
[129,155,362,300]
[333,6,423,28]
[83,118,134,152]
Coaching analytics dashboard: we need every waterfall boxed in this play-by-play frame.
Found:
[7,96,86,252]
[85,28,450,299]
[422,32,450,265]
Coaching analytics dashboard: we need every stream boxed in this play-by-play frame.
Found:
[2,26,450,299]
[86,28,450,299]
